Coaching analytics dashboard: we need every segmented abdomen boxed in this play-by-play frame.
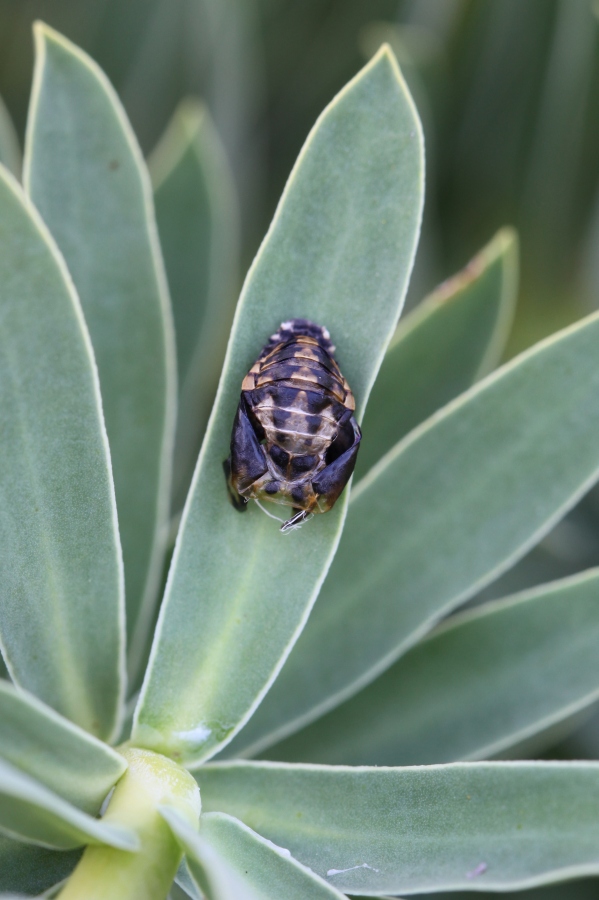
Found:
[241,319,355,464]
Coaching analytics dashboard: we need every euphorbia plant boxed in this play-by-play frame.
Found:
[3,21,599,900]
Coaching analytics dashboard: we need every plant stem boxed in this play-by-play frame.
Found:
[58,747,201,900]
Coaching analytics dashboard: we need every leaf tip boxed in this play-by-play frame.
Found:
[373,40,398,65]
[367,41,409,92]
[492,225,519,258]
[362,40,425,177]
[32,19,67,54]
[176,97,208,137]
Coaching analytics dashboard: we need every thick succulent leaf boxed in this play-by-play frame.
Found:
[354,227,518,479]
[175,861,203,900]
[166,810,254,900]
[24,23,177,675]
[171,882,202,900]
[0,758,137,852]
[0,681,126,814]
[198,760,599,895]
[264,569,599,765]
[0,166,124,739]
[0,836,79,897]
[228,309,599,757]
[150,99,240,511]
[0,96,20,177]
[133,46,424,764]
[436,882,599,900]
[162,808,347,900]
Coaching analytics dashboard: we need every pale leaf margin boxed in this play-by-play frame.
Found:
[0,163,126,742]
[24,22,177,681]
[224,308,599,758]
[0,758,137,852]
[133,44,425,765]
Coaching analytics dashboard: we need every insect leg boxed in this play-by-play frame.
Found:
[281,508,313,532]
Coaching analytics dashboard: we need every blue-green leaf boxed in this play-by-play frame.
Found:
[0,759,137,852]
[198,760,599,895]
[174,860,203,900]
[0,96,20,178]
[263,569,599,765]
[0,836,79,896]
[228,310,599,756]
[24,24,177,676]
[133,46,424,765]
[0,681,126,814]
[354,227,518,479]
[151,99,239,511]
[162,808,347,900]
[0,166,124,739]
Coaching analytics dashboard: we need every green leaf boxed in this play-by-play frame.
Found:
[354,227,518,480]
[166,810,254,900]
[0,758,138,852]
[0,96,20,178]
[133,46,424,764]
[162,808,348,900]
[0,681,126,814]
[435,882,599,900]
[24,23,177,677]
[150,99,240,512]
[198,760,599,895]
[0,836,80,897]
[0,166,124,739]
[263,569,599,765]
[228,309,599,757]
[175,861,203,900]
[171,882,201,900]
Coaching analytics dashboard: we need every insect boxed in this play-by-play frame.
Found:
[223,318,361,532]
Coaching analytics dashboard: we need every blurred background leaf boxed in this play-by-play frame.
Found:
[0,94,20,176]
[0,835,80,896]
[354,226,518,479]
[150,99,240,513]
[0,0,592,328]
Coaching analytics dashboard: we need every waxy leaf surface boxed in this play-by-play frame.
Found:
[0,681,126,814]
[199,760,599,895]
[354,227,518,479]
[0,835,79,896]
[134,47,424,764]
[0,167,124,739]
[164,808,347,900]
[151,100,239,510]
[266,569,599,765]
[230,310,599,755]
[0,96,20,177]
[24,25,176,674]
[0,759,137,852]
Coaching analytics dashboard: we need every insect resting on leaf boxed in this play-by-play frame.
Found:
[223,319,362,532]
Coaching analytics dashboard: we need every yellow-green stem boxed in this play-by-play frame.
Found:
[58,747,200,900]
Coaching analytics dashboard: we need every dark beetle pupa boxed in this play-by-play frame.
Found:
[223,319,361,532]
